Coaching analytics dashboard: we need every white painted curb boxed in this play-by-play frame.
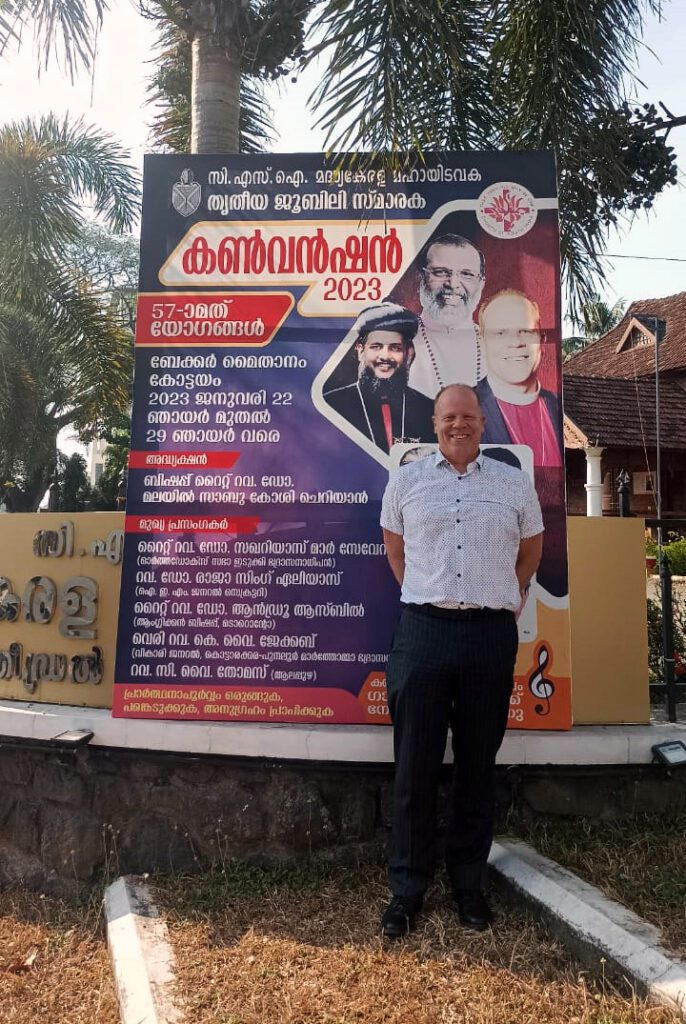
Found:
[490,839,686,1018]
[105,875,184,1024]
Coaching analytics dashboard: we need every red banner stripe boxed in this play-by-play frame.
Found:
[128,450,240,469]
[125,515,259,534]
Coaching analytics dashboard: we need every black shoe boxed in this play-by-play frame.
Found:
[454,889,493,931]
[380,895,423,939]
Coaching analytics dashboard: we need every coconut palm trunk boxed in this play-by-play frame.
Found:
[191,31,241,153]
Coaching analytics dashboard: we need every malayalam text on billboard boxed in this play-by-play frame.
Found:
[114,152,571,729]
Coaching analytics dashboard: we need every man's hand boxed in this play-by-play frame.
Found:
[383,528,405,586]
[515,532,543,594]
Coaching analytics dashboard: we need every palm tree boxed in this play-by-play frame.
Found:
[580,295,627,341]
[0,115,139,510]
[562,294,626,360]
[146,17,276,154]
[306,0,676,320]
[154,0,310,153]
[0,0,679,313]
[1,0,308,154]
[145,0,678,315]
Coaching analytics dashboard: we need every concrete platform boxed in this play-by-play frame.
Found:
[1,698,685,765]
[105,876,184,1024]
[490,839,686,1019]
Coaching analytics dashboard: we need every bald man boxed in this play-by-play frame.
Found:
[475,290,562,466]
[476,291,567,598]
[380,383,543,938]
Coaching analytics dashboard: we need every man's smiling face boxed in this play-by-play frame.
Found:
[480,293,542,388]
[357,330,411,380]
[420,242,484,325]
[432,385,485,468]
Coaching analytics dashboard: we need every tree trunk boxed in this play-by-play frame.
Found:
[191,32,241,154]
[8,433,59,512]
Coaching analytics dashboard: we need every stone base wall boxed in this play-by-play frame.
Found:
[1,742,685,895]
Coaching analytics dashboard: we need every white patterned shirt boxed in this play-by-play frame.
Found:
[380,450,544,611]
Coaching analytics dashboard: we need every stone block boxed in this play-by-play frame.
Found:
[3,798,40,854]
[264,776,334,851]
[33,760,86,806]
[0,839,46,889]
[320,778,378,843]
[91,774,140,822]
[118,814,201,874]
[0,749,36,787]
[518,768,686,819]
[39,801,105,880]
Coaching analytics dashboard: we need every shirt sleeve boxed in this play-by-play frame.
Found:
[519,474,544,539]
[380,471,404,535]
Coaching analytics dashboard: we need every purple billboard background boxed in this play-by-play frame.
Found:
[114,151,570,727]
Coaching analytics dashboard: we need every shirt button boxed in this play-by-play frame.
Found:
[456,519,460,523]
[457,573,462,578]
[457,545,462,550]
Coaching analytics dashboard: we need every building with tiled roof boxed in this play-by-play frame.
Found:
[563,292,686,517]
[564,292,686,381]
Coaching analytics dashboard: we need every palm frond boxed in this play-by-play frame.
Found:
[0,115,140,298]
[490,0,663,143]
[239,75,273,153]
[0,0,107,77]
[306,0,493,154]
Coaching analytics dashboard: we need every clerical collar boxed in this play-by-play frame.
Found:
[420,309,477,336]
[488,375,541,406]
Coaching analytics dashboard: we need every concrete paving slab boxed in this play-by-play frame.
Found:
[490,839,686,1019]
[2,699,685,764]
[105,875,184,1024]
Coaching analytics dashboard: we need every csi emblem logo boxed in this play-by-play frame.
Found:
[171,169,202,217]
[476,181,537,239]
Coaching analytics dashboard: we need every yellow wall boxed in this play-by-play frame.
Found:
[1,512,650,723]
[0,513,123,707]
[568,517,650,724]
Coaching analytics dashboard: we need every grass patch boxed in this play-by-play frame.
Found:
[508,812,686,959]
[0,887,117,1024]
[155,860,678,1024]
[160,856,365,918]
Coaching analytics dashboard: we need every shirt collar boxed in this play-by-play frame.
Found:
[434,450,484,475]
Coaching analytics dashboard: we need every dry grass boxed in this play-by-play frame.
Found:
[0,888,118,1024]
[510,812,686,960]
[156,861,678,1024]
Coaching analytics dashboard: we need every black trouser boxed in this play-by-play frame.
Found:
[385,605,517,898]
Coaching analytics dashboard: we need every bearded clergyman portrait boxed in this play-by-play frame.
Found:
[322,303,434,455]
[405,232,486,399]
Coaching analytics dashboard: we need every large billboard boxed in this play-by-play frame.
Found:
[114,152,571,728]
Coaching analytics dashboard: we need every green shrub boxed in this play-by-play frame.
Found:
[663,538,686,576]
[647,594,686,684]
[644,534,686,575]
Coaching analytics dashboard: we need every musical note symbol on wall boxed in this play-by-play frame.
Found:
[528,643,555,716]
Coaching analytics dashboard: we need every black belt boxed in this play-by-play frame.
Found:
[403,603,509,621]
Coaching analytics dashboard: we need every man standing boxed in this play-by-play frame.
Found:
[324,303,434,454]
[476,290,563,466]
[409,234,486,398]
[379,384,543,937]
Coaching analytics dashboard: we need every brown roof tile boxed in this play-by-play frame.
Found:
[563,291,686,378]
[563,375,686,449]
